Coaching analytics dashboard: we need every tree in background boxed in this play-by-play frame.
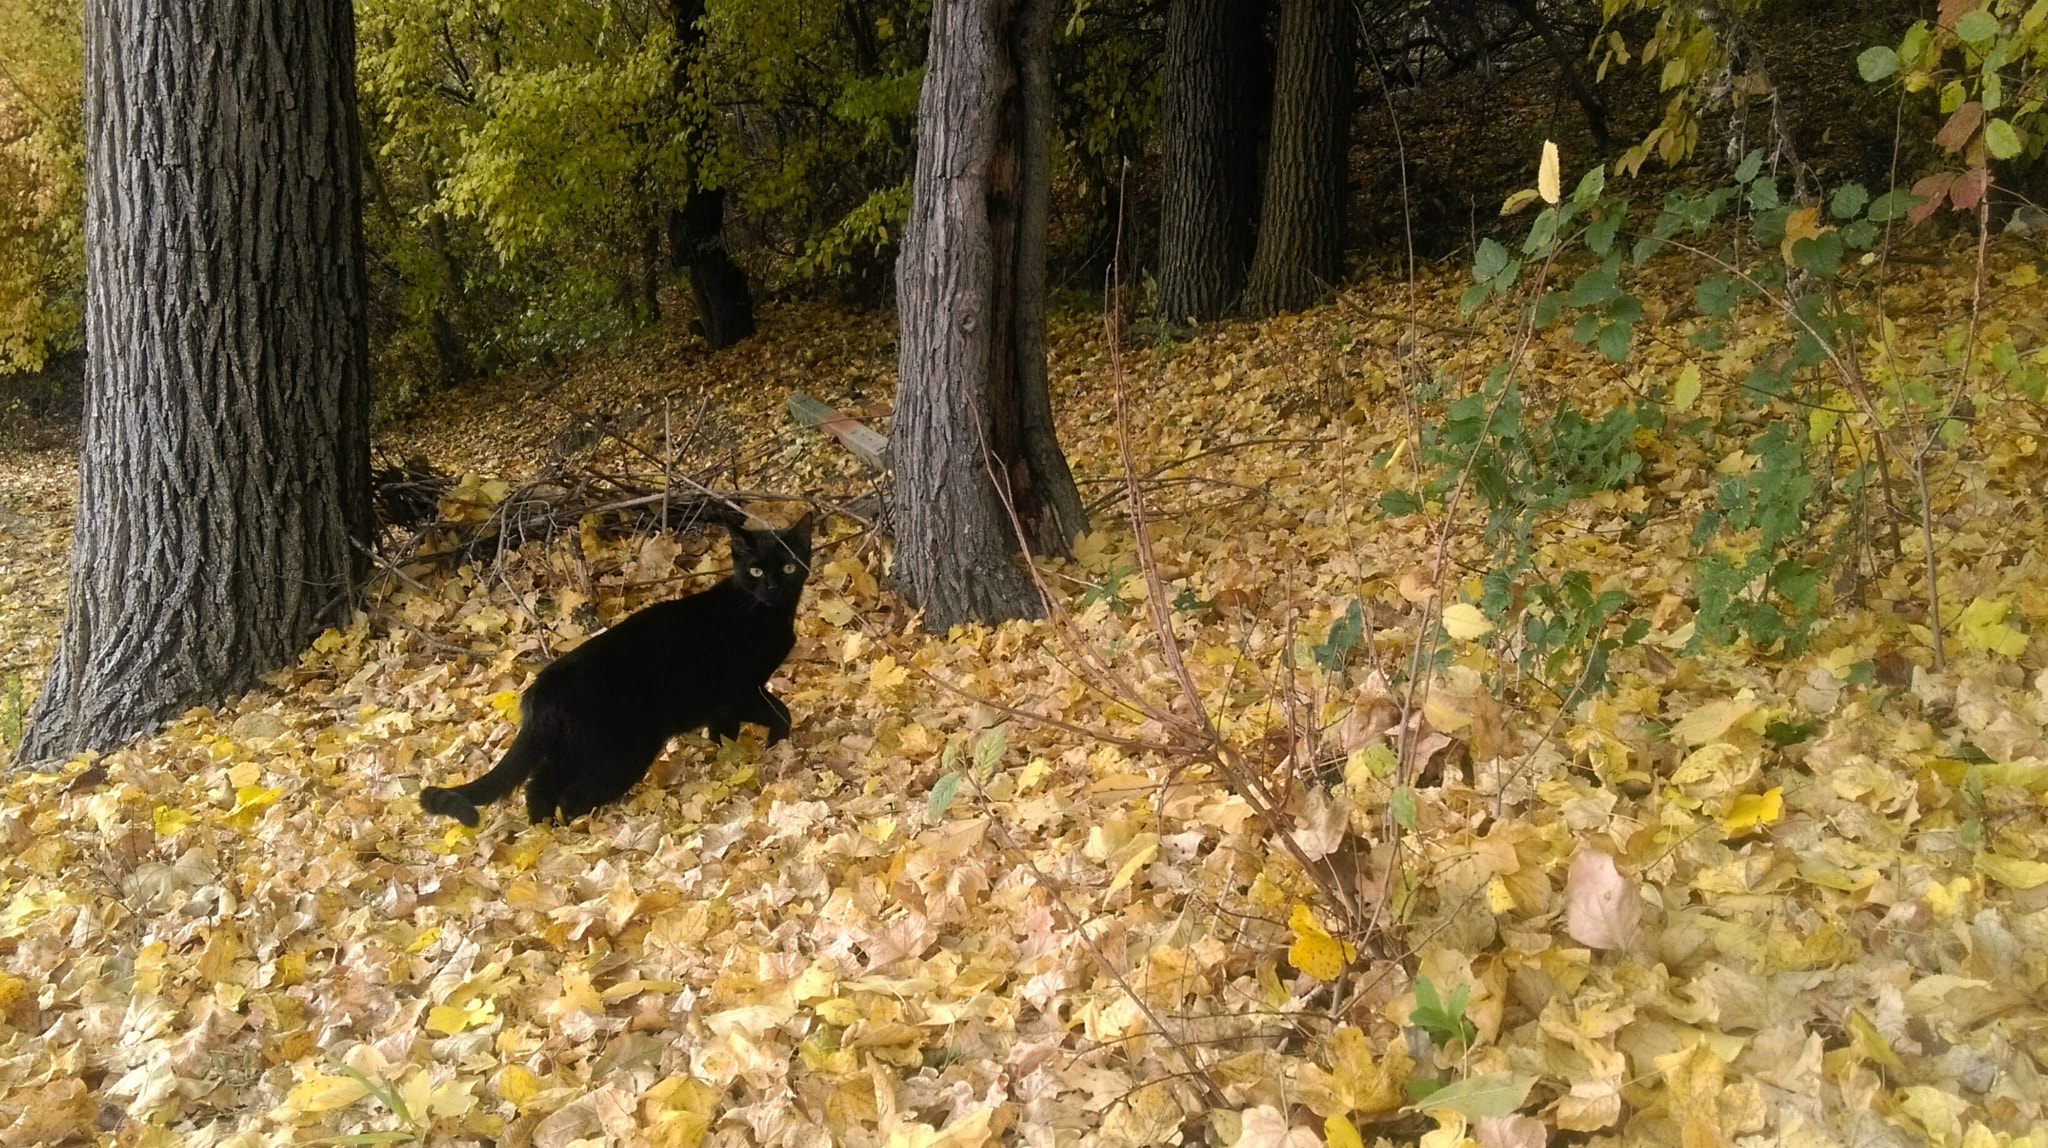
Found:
[1155,0,1266,325]
[0,0,84,376]
[668,0,753,348]
[1243,0,1352,316]
[22,0,373,760]
[893,0,1088,630]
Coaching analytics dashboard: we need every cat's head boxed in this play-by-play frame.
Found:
[728,511,815,606]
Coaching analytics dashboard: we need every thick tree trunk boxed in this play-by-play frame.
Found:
[668,189,755,349]
[20,0,373,763]
[893,0,1086,632]
[1156,0,1266,325]
[637,206,663,326]
[1243,0,1352,316]
[668,0,754,350]
[424,214,474,384]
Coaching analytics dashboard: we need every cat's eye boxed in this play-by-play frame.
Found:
[782,563,796,573]
[747,566,763,577]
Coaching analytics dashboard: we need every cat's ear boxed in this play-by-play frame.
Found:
[784,511,816,543]
[724,520,754,555]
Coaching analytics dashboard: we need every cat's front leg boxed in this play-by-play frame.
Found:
[737,687,793,744]
[706,711,743,743]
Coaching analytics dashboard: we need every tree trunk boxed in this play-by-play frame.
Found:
[1243,0,1352,317]
[424,213,474,384]
[1156,0,1266,325]
[668,0,754,350]
[638,205,663,326]
[20,0,373,763]
[893,0,1087,632]
[668,189,755,349]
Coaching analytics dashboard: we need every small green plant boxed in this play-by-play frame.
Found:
[927,725,1007,822]
[1079,562,1136,614]
[325,1058,424,1145]
[1312,598,1365,672]
[1410,974,1477,1048]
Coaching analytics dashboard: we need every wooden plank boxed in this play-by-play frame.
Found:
[788,391,891,472]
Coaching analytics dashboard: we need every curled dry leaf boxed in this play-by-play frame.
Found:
[1564,850,1640,950]
[1236,1105,1322,1148]
[1477,1113,1548,1148]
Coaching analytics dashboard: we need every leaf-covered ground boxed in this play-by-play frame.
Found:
[4,251,2048,1148]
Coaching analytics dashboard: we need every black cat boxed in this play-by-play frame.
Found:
[420,513,814,826]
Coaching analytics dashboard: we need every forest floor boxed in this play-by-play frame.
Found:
[5,239,2048,1148]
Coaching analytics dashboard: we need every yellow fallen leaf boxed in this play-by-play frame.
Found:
[1954,597,2027,657]
[869,655,910,691]
[151,806,195,836]
[496,1064,540,1109]
[1974,852,2048,890]
[489,689,523,721]
[286,1073,370,1114]
[1720,787,1782,836]
[1669,697,1758,746]
[426,998,495,1034]
[1325,1114,1365,1148]
[227,783,284,826]
[1441,603,1494,641]
[197,927,240,983]
[1288,903,1355,981]
[1105,837,1159,897]
[1671,362,1701,412]
[601,978,685,1003]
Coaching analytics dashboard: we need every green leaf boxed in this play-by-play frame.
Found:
[1830,183,1870,219]
[1867,188,1926,222]
[1473,238,1508,281]
[1459,282,1492,314]
[1405,1073,1537,1119]
[1985,117,2023,159]
[1313,599,1366,672]
[1735,148,1765,183]
[1379,489,1424,516]
[1858,45,1899,82]
[1696,275,1738,318]
[927,772,963,821]
[1587,212,1621,255]
[1955,9,1999,43]
[1391,785,1418,829]
[1572,165,1607,204]
[1566,268,1621,307]
[1791,232,1844,278]
[973,726,1007,776]
[1597,320,1633,362]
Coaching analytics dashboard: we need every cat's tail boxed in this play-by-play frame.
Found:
[420,734,538,827]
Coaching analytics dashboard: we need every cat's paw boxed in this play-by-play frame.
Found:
[420,786,482,827]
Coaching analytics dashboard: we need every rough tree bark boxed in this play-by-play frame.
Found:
[1156,0,1266,325]
[893,0,1088,631]
[669,0,754,349]
[20,0,373,763]
[1243,0,1353,316]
